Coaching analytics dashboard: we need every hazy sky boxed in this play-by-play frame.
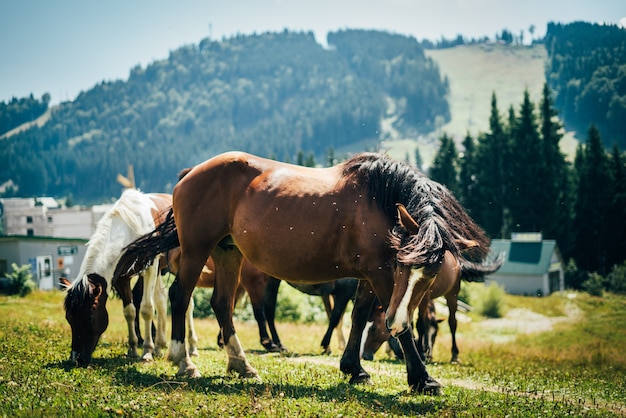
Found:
[1,0,624,105]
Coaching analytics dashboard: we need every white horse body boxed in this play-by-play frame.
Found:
[69,189,168,360]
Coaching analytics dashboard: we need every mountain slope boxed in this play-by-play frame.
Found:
[381,43,578,165]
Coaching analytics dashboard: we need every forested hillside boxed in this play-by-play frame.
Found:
[545,21,626,149]
[0,29,448,203]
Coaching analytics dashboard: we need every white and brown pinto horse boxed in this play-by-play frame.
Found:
[61,189,171,365]
[118,151,500,394]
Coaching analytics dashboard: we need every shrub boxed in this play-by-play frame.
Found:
[467,282,505,318]
[564,258,587,290]
[2,263,36,297]
[582,272,605,297]
[607,262,626,294]
[192,288,214,319]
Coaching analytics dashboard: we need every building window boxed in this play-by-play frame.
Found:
[27,228,34,236]
[26,216,33,224]
[47,216,53,223]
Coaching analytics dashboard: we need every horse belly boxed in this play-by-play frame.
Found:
[231,203,360,282]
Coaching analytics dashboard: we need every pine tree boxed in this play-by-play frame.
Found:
[574,125,613,274]
[538,83,574,256]
[429,132,459,196]
[507,89,542,233]
[474,93,508,238]
[459,131,481,217]
[608,144,626,268]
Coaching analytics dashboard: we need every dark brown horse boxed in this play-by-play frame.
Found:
[117,151,500,394]
[362,250,494,363]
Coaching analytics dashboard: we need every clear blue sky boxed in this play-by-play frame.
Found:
[1,0,624,105]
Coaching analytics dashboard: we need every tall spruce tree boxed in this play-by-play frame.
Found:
[507,89,543,233]
[429,132,459,196]
[574,125,613,274]
[539,83,574,256]
[608,144,626,268]
[474,93,508,238]
[459,131,481,218]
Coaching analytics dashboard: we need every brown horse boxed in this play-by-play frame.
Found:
[117,151,500,394]
[160,249,355,354]
[62,189,172,366]
[361,250,495,363]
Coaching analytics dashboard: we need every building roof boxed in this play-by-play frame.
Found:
[490,239,559,276]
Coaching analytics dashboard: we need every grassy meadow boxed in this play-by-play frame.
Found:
[0,289,625,417]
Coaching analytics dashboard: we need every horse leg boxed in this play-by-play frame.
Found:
[132,275,144,347]
[211,244,258,379]
[446,294,459,364]
[320,294,334,354]
[153,272,168,357]
[186,294,200,357]
[415,298,430,362]
[139,262,160,362]
[263,277,287,351]
[340,280,375,384]
[114,273,139,359]
[321,289,352,354]
[167,249,205,378]
[397,328,441,395]
[245,274,277,352]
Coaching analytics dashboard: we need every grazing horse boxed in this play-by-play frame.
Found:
[117,151,501,394]
[362,250,497,363]
[61,189,172,366]
[285,278,358,354]
[157,249,354,354]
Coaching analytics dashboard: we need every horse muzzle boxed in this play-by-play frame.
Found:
[70,350,91,367]
[386,316,409,338]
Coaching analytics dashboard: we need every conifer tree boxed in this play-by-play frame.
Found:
[459,131,480,217]
[474,92,508,238]
[608,144,626,268]
[574,125,613,274]
[539,83,574,256]
[507,89,542,233]
[429,132,459,196]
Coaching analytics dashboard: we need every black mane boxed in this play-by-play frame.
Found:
[342,152,491,266]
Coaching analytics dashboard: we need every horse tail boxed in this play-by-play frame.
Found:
[458,252,505,282]
[114,207,180,279]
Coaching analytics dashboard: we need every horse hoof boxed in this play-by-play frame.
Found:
[141,353,154,362]
[322,347,331,356]
[411,377,442,395]
[189,348,200,357]
[348,371,371,385]
[262,341,281,353]
[227,362,259,380]
[177,366,201,378]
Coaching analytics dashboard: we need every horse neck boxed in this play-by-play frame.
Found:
[75,210,154,291]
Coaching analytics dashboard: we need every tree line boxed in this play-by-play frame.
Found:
[0,29,449,202]
[544,21,626,150]
[428,84,626,286]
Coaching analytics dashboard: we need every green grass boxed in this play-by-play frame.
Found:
[1,290,625,417]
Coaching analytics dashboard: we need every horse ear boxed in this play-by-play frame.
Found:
[396,203,419,234]
[456,238,479,251]
[59,277,72,290]
[87,274,107,309]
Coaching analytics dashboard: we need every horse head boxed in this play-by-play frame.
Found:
[385,204,478,338]
[62,273,109,366]
[361,303,390,361]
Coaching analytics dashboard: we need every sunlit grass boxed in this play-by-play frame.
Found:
[0,289,625,416]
